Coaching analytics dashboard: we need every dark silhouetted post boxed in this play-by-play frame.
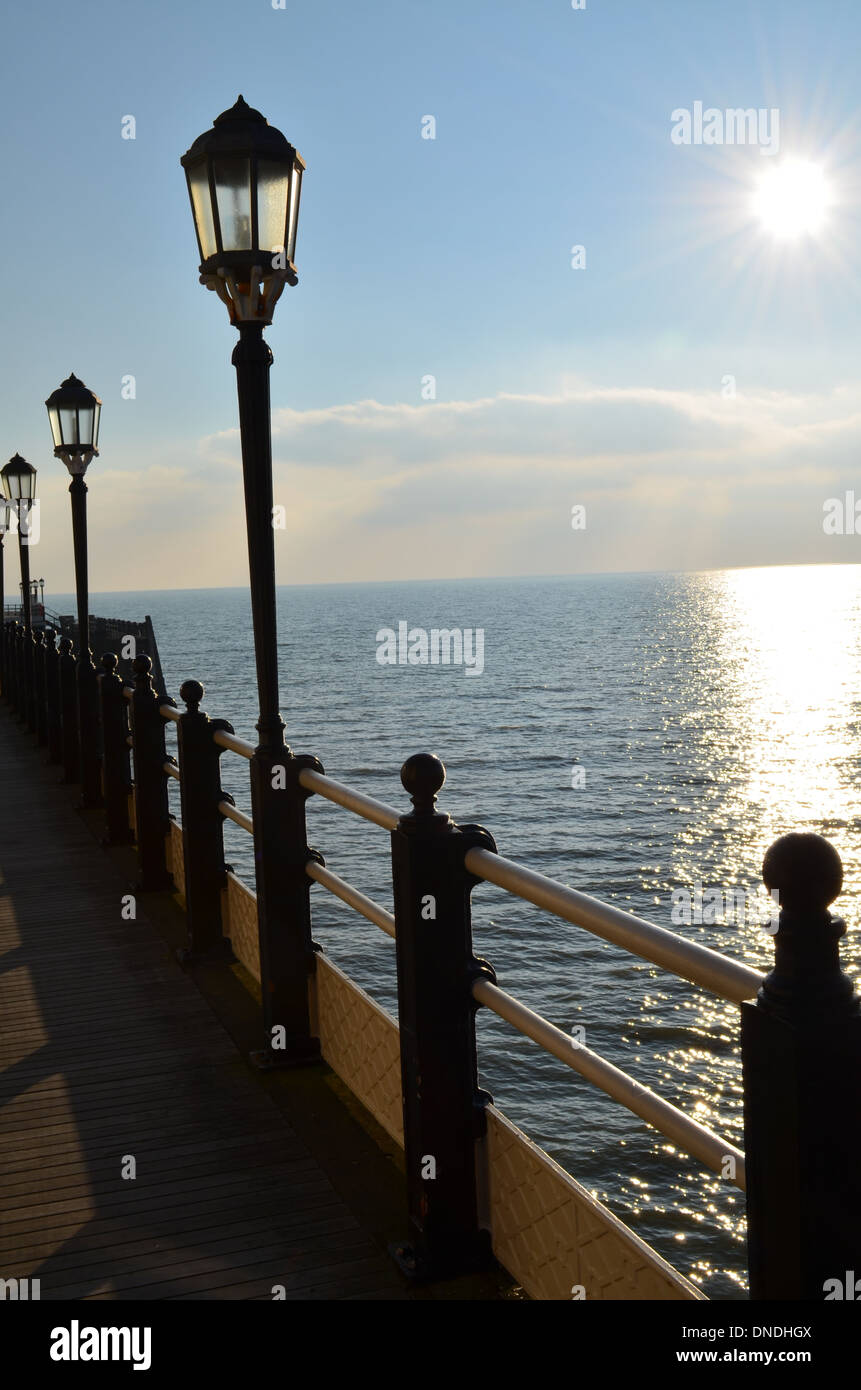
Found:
[58,637,78,784]
[130,655,174,892]
[43,628,62,764]
[176,679,235,959]
[33,629,47,746]
[390,752,497,1280]
[23,626,37,734]
[99,653,132,845]
[742,832,861,1299]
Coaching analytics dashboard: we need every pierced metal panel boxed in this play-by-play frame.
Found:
[483,1106,704,1301]
[223,872,261,980]
[314,955,403,1146]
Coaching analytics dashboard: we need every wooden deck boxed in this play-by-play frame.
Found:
[0,704,428,1301]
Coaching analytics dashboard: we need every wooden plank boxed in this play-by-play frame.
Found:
[0,710,412,1301]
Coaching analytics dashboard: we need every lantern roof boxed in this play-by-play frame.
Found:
[45,373,102,412]
[180,95,304,167]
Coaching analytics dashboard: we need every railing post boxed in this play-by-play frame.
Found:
[2,623,14,707]
[130,655,175,891]
[742,832,861,1300]
[249,749,325,1066]
[33,630,47,746]
[11,622,23,719]
[24,626,37,733]
[390,752,497,1280]
[98,653,132,845]
[176,679,235,959]
[44,628,62,764]
[58,637,79,784]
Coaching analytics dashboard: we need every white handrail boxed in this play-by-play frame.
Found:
[465,848,763,1004]
[306,860,396,938]
[213,728,255,760]
[299,768,399,831]
[218,799,253,834]
[164,762,180,781]
[472,976,746,1190]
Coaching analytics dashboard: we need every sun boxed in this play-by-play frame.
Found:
[751,159,833,240]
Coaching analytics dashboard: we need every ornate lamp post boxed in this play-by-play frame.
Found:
[1,455,37,726]
[181,98,317,1063]
[45,373,103,807]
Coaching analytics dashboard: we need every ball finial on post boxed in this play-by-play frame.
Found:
[762,832,843,915]
[101,652,118,673]
[180,679,205,713]
[401,752,446,816]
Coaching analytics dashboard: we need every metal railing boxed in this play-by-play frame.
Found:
[3,631,859,1301]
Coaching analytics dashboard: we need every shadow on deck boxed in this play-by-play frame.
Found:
[0,706,512,1301]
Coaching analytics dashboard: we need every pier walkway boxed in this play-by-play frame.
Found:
[0,706,503,1301]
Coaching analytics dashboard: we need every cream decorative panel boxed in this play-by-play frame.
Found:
[223,872,261,981]
[314,955,404,1147]
[483,1106,704,1301]
[169,821,185,904]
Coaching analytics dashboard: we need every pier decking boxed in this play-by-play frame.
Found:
[0,707,499,1301]
[2,632,859,1304]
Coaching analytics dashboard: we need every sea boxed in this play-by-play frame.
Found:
[56,566,861,1300]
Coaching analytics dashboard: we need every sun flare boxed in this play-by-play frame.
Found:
[751,159,833,240]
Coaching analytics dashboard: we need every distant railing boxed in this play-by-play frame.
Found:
[2,626,860,1302]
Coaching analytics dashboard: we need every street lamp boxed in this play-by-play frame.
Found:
[1,454,37,727]
[45,373,103,807]
[1,455,37,629]
[181,97,316,1063]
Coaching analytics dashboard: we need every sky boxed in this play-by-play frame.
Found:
[3,0,861,593]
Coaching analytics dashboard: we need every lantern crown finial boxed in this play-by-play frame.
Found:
[214,95,266,126]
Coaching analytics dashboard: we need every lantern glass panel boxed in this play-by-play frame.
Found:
[48,408,63,450]
[59,407,78,446]
[188,162,217,260]
[77,406,96,449]
[257,160,290,256]
[91,401,101,450]
[287,164,302,262]
[214,158,252,250]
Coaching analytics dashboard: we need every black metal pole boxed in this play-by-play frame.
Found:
[18,507,31,632]
[69,475,101,806]
[17,509,35,730]
[231,322,320,1064]
[742,832,861,1299]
